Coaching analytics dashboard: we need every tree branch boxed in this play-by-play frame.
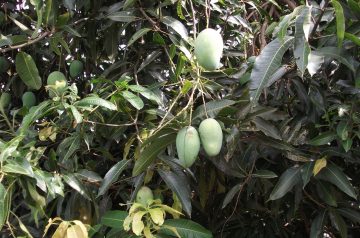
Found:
[0,31,51,53]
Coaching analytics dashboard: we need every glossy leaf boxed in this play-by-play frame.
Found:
[98,160,130,197]
[268,166,301,201]
[15,52,42,90]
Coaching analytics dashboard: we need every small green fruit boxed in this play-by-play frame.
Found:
[136,186,154,206]
[199,118,223,156]
[194,28,223,71]
[22,91,36,108]
[0,92,11,109]
[176,126,200,168]
[0,57,9,73]
[47,71,67,97]
[69,60,83,78]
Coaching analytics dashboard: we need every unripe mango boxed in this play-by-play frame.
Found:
[194,28,223,71]
[69,60,83,78]
[199,118,223,156]
[0,92,11,109]
[136,186,154,206]
[47,71,67,97]
[176,126,200,168]
[22,91,36,108]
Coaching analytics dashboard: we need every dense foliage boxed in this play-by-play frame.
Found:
[1,0,360,237]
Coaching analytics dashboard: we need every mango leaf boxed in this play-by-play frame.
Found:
[122,91,144,110]
[128,28,152,47]
[107,11,137,22]
[316,181,337,207]
[300,161,314,188]
[268,166,301,201]
[331,0,345,47]
[63,173,91,200]
[161,219,212,238]
[158,169,192,217]
[75,96,117,110]
[222,183,241,209]
[128,85,162,105]
[337,208,360,224]
[0,183,10,230]
[314,47,355,72]
[294,7,311,76]
[252,170,278,179]
[161,16,188,41]
[252,117,282,140]
[249,37,294,103]
[329,209,347,238]
[97,160,130,197]
[192,99,235,121]
[308,131,336,146]
[316,163,357,199]
[310,210,326,238]
[101,210,128,228]
[15,52,42,90]
[313,157,327,176]
[19,101,52,134]
[133,129,177,176]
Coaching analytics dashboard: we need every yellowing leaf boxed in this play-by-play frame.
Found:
[132,211,147,236]
[52,221,69,238]
[65,224,87,238]
[71,220,89,237]
[149,208,164,225]
[129,202,145,215]
[313,157,327,176]
[123,214,133,231]
[143,226,155,238]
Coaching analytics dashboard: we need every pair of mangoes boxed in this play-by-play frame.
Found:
[176,118,223,168]
[194,28,223,71]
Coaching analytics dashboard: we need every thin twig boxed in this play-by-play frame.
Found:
[0,31,51,53]
[310,0,330,39]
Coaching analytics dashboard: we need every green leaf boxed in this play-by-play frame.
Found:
[97,160,130,197]
[308,131,337,146]
[336,120,349,141]
[300,162,314,188]
[101,210,128,228]
[337,208,360,224]
[107,11,137,22]
[316,181,337,207]
[161,16,188,41]
[15,52,42,90]
[104,25,118,62]
[329,209,347,238]
[133,130,177,176]
[249,37,294,103]
[75,96,117,110]
[314,47,355,72]
[3,158,34,177]
[161,219,212,238]
[70,105,83,124]
[62,25,82,37]
[192,99,236,121]
[128,28,152,47]
[310,210,326,238]
[252,117,282,140]
[0,136,23,162]
[0,183,9,230]
[63,173,91,200]
[222,183,241,209]
[344,32,360,46]
[158,169,192,217]
[19,101,52,134]
[128,85,162,105]
[331,0,345,47]
[122,91,144,110]
[294,7,311,76]
[252,170,278,179]
[316,163,357,199]
[268,166,301,201]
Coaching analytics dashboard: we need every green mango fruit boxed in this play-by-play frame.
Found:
[69,60,84,78]
[47,71,67,97]
[176,126,200,168]
[199,118,223,156]
[194,28,223,71]
[0,57,9,73]
[136,186,154,206]
[0,92,11,109]
[22,91,36,108]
